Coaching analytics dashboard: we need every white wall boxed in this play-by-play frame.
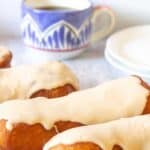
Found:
[0,0,21,37]
[1,0,150,37]
[92,0,150,30]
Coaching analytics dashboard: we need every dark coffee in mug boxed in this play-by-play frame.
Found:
[35,6,75,11]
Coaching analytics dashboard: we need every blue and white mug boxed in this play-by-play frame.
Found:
[21,0,116,60]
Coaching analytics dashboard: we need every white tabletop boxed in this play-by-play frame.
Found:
[0,35,123,89]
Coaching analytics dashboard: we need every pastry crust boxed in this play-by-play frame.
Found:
[30,84,75,99]
[0,77,149,150]
[0,47,12,68]
[48,143,122,150]
[0,61,79,102]
[0,120,83,150]
[49,143,102,150]
[140,76,150,114]
[45,115,150,150]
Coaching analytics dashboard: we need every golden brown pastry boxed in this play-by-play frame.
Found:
[0,76,149,150]
[0,61,79,102]
[45,115,150,150]
[0,47,12,68]
[0,120,83,150]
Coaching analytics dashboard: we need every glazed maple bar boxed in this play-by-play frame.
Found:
[0,61,79,102]
[45,115,150,150]
[0,76,149,150]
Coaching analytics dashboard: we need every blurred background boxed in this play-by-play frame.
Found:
[1,0,150,88]
[1,0,150,37]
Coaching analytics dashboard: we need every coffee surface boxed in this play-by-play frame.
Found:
[36,6,75,11]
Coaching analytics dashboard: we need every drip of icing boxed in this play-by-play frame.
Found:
[0,76,149,131]
[44,115,150,150]
[0,61,79,102]
[6,121,13,131]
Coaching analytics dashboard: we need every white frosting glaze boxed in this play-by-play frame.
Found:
[44,115,150,150]
[0,76,149,130]
[0,61,79,102]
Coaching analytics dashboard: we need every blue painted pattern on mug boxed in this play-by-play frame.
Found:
[22,14,92,50]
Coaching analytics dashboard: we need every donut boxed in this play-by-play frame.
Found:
[0,47,12,68]
[0,76,149,150]
[0,61,79,102]
[44,115,150,150]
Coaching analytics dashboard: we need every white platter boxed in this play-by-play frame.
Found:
[105,25,150,82]
[105,49,150,83]
[105,25,150,72]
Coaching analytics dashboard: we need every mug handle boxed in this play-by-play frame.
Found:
[91,6,116,43]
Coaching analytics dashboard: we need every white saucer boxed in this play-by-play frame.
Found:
[105,25,150,81]
[105,50,150,83]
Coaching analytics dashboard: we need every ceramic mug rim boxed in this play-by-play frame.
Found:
[22,0,93,14]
